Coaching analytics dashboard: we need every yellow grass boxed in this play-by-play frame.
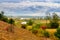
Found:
[46,29,56,34]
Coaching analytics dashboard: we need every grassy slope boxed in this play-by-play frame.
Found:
[0,21,42,40]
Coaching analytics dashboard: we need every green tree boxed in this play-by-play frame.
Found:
[54,28,60,40]
[8,19,15,24]
[50,13,59,28]
[27,19,33,25]
[0,11,4,20]
[2,17,8,22]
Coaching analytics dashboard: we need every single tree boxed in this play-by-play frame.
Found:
[0,11,4,20]
[8,18,15,24]
[50,13,59,28]
[27,19,33,25]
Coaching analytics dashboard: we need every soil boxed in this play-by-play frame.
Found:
[0,21,52,40]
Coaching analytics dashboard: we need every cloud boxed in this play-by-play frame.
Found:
[55,12,60,16]
[0,2,60,9]
[0,1,60,16]
[0,0,60,3]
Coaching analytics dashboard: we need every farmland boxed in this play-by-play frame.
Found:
[0,11,60,40]
[14,18,60,40]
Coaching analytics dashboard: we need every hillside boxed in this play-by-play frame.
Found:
[0,21,42,40]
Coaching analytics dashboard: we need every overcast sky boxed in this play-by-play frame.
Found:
[0,0,60,16]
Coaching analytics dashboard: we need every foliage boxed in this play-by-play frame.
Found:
[50,13,59,28]
[26,26,32,31]
[0,11,4,20]
[27,19,34,25]
[43,31,50,38]
[50,21,59,28]
[21,24,27,29]
[32,23,40,34]
[41,26,47,30]
[0,11,10,23]
[27,19,33,25]
[54,28,60,39]
[8,19,15,24]
[38,29,45,36]
[2,17,9,22]
[37,29,50,37]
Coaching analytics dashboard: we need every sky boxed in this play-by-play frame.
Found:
[0,0,60,16]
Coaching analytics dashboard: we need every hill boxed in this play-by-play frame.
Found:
[0,21,42,40]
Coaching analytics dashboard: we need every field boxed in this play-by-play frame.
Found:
[14,19,60,40]
[0,18,60,40]
[0,21,41,40]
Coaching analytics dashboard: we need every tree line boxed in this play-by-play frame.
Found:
[0,11,15,24]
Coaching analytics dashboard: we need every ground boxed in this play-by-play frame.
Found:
[0,21,52,40]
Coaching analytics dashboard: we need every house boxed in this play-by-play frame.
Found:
[21,22,27,25]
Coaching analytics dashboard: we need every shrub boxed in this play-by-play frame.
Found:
[54,28,60,39]
[41,26,46,30]
[21,24,27,29]
[2,17,8,22]
[50,13,59,28]
[8,19,15,24]
[27,19,34,25]
[32,30,38,34]
[32,23,40,34]
[50,22,59,28]
[44,31,50,38]
[37,29,50,37]
[0,11,4,20]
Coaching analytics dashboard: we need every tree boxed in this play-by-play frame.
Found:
[2,17,8,22]
[8,19,15,24]
[0,11,4,20]
[8,19,15,33]
[27,19,33,25]
[50,13,59,28]
[54,28,60,39]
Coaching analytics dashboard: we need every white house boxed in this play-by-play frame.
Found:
[21,22,27,25]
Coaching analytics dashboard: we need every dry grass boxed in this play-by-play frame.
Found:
[0,21,49,40]
[46,29,56,34]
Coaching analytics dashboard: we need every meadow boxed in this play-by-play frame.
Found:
[14,19,60,40]
[0,11,60,40]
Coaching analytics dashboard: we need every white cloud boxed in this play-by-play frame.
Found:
[0,2,60,9]
[55,12,60,16]
[0,1,60,16]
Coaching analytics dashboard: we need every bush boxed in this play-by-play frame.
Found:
[27,19,34,25]
[8,19,15,24]
[0,11,4,20]
[44,31,50,38]
[32,30,38,34]
[50,13,59,28]
[2,17,8,22]
[21,24,27,29]
[41,26,47,30]
[32,23,40,34]
[54,28,60,39]
[50,21,59,28]
[37,29,50,37]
